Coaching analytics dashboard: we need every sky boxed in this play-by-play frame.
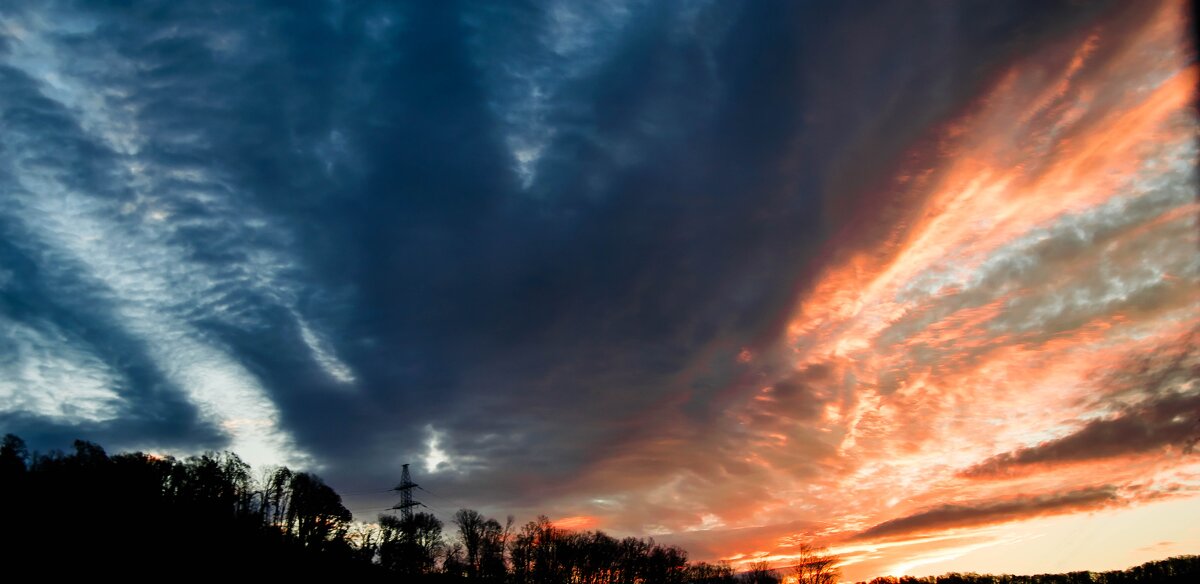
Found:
[0,0,1197,580]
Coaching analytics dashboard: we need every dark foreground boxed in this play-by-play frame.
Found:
[1,434,1194,582]
[852,556,1200,584]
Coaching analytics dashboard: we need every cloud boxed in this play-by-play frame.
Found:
[962,335,1200,478]
[0,1,357,466]
[961,393,1200,478]
[0,311,123,422]
[852,487,1122,542]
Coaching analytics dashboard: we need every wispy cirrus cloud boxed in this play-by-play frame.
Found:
[0,2,360,466]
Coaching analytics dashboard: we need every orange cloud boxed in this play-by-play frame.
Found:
[551,515,600,531]
[700,0,1200,576]
[515,2,1197,580]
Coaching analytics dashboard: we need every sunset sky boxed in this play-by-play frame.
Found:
[1,1,1197,580]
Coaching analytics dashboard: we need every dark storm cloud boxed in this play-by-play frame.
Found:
[384,0,1116,512]
[0,0,1129,524]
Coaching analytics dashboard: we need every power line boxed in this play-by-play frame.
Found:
[347,506,393,517]
[417,484,454,504]
[341,488,394,495]
[418,500,449,516]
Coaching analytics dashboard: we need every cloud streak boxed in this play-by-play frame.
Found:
[852,488,1122,541]
[963,388,1200,479]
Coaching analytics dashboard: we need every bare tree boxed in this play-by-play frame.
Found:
[742,560,780,584]
[453,508,508,580]
[379,511,444,574]
[792,542,839,584]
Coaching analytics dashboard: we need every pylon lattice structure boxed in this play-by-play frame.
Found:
[391,463,420,521]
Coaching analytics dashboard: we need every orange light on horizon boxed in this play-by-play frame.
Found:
[551,515,600,531]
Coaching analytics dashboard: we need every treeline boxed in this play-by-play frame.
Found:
[853,556,1200,584]
[0,434,765,582]
[0,434,373,578]
[4,435,1192,582]
[384,510,705,583]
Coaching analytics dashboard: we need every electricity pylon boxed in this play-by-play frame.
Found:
[390,463,420,521]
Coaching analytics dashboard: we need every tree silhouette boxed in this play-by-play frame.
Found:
[1,433,28,475]
[263,465,294,529]
[451,508,510,581]
[793,543,839,584]
[285,471,352,549]
[689,561,737,584]
[379,510,444,575]
[743,561,780,584]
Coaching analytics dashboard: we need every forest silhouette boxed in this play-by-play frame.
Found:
[1,434,1195,582]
